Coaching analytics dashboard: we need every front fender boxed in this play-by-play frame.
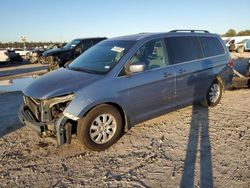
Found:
[63,91,129,120]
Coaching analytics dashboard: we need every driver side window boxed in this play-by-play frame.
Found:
[118,39,170,77]
[128,39,169,70]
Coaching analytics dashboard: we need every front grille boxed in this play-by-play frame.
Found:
[24,96,41,121]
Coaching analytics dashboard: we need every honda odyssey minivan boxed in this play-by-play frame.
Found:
[18,30,233,151]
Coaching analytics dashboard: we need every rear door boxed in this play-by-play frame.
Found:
[197,35,229,94]
[165,36,204,105]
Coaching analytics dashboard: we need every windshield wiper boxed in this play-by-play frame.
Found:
[68,67,98,74]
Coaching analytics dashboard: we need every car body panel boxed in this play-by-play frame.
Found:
[42,37,107,67]
[23,68,102,99]
[246,39,250,50]
[43,48,71,57]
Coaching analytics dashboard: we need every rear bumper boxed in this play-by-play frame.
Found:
[18,103,46,134]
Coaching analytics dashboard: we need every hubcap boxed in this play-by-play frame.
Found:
[209,83,220,103]
[89,114,117,144]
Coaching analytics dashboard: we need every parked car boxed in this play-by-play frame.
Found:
[42,38,107,70]
[30,43,66,64]
[232,59,250,88]
[225,36,250,52]
[235,39,250,53]
[14,48,30,56]
[0,50,10,62]
[18,30,233,151]
[6,49,23,62]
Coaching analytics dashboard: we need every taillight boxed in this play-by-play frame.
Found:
[228,58,234,67]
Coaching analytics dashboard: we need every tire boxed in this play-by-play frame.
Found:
[77,104,123,151]
[237,46,245,53]
[200,80,223,107]
[39,56,46,64]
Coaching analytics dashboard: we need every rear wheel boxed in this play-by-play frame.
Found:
[77,104,123,151]
[200,80,223,107]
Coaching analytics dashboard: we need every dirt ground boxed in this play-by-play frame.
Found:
[231,52,250,59]
[0,88,249,188]
[0,52,249,187]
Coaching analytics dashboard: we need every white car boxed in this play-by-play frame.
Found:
[13,48,31,59]
[0,50,10,62]
[224,36,250,48]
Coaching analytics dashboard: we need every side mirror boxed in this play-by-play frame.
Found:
[129,63,146,73]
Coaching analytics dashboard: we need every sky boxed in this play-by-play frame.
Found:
[1,0,249,42]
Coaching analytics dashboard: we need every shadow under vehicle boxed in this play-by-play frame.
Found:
[42,37,107,70]
[18,30,233,151]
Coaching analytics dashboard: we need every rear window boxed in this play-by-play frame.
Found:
[165,36,203,64]
[198,36,225,57]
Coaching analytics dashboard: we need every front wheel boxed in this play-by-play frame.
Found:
[200,80,223,107]
[77,104,123,151]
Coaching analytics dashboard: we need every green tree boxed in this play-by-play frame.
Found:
[224,29,237,37]
[237,30,250,36]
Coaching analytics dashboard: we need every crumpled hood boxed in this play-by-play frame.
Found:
[43,48,71,57]
[23,68,101,99]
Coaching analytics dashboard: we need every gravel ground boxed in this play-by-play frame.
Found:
[231,52,250,59]
[0,89,249,188]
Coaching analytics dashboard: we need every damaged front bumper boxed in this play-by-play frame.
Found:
[18,104,46,134]
[18,103,73,145]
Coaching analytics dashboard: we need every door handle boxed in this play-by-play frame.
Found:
[163,72,172,78]
[179,68,186,74]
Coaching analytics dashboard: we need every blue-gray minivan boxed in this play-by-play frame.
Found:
[18,30,233,151]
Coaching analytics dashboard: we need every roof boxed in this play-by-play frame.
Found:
[109,31,218,42]
[73,37,107,41]
[111,33,161,41]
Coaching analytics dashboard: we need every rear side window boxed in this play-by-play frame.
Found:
[198,36,225,57]
[165,36,203,64]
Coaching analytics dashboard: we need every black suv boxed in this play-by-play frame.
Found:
[42,37,107,70]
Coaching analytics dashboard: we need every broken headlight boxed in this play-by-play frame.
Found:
[42,94,74,121]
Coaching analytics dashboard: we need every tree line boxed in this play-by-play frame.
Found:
[0,29,249,49]
[222,29,250,37]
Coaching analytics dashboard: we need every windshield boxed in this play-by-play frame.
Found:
[63,39,81,49]
[68,40,135,74]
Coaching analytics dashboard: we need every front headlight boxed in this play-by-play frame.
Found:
[42,94,75,120]
[63,112,79,121]
[45,94,74,108]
